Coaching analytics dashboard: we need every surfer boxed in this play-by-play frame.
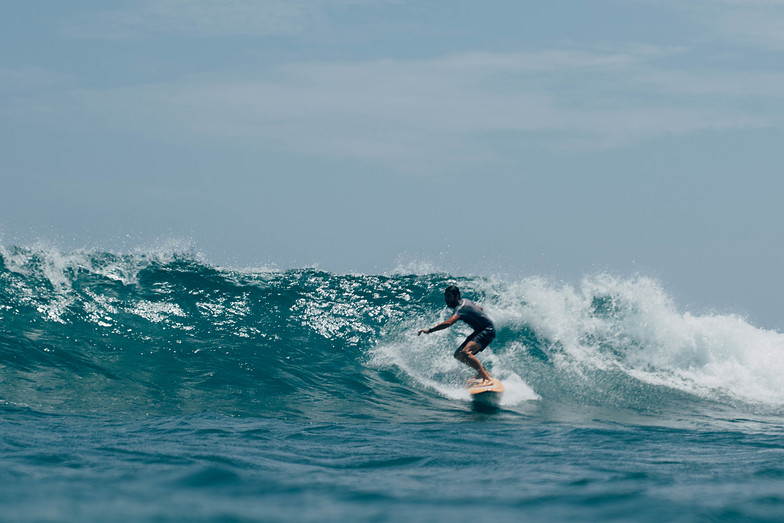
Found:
[418,285,496,383]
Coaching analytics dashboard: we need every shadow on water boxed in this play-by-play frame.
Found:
[471,401,502,414]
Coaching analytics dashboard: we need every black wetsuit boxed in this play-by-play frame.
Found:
[453,299,496,354]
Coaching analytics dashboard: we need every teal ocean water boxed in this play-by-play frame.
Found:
[2,245,784,521]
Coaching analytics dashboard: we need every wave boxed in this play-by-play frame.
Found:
[2,244,784,421]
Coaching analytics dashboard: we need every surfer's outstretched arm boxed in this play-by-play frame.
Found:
[418,315,458,336]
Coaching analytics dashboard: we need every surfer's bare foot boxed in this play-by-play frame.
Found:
[469,376,493,385]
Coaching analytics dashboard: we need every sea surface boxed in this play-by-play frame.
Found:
[2,245,784,522]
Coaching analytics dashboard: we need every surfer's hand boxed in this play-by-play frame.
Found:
[418,329,429,336]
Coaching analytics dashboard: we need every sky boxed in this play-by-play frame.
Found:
[2,0,784,328]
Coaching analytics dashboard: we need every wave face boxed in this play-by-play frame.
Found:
[2,245,784,421]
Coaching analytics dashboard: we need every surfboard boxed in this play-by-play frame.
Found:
[467,377,504,407]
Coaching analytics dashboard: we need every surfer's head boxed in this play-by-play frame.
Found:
[444,285,461,308]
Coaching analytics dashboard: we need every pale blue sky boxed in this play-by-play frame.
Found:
[2,1,784,327]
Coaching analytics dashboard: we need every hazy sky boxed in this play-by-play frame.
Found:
[2,1,784,328]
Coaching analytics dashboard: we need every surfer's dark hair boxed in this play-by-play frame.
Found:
[444,285,460,303]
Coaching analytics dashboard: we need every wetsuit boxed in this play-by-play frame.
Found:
[453,299,496,355]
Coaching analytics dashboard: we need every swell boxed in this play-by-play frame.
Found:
[0,246,454,419]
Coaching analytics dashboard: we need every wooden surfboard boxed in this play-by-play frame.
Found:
[467,377,504,407]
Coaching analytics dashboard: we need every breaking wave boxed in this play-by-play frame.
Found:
[2,244,783,421]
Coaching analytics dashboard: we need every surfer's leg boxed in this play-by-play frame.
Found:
[455,341,491,381]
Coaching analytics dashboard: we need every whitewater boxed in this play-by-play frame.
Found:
[2,244,784,521]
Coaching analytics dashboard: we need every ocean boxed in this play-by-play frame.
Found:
[2,245,784,522]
